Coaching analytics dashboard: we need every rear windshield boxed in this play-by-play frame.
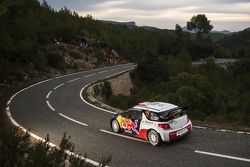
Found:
[158,107,187,121]
[143,107,187,122]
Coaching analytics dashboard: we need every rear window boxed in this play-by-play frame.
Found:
[143,107,188,122]
[159,107,187,121]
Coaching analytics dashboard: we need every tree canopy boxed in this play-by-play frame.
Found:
[187,14,214,37]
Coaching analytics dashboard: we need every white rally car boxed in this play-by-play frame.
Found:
[110,102,192,146]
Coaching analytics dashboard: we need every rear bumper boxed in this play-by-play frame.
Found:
[160,121,192,142]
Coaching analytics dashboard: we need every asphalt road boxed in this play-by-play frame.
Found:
[8,64,250,167]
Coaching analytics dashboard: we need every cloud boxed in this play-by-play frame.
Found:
[44,0,250,31]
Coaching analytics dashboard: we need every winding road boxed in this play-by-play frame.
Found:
[7,64,250,167]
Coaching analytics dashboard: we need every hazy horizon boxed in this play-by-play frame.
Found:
[41,0,250,32]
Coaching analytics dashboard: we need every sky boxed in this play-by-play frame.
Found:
[43,0,250,31]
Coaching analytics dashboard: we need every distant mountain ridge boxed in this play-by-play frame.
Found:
[212,30,233,35]
[100,20,250,35]
[182,25,233,34]
[100,20,136,28]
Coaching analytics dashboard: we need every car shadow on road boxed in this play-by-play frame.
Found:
[160,134,192,148]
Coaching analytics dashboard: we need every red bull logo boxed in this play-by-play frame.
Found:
[121,118,139,134]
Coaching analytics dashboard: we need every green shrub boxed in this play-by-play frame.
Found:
[101,81,112,101]
[0,128,111,167]
[69,50,83,59]
[0,57,13,80]
[47,51,65,68]
[109,95,129,110]
[93,85,101,96]
[34,50,47,70]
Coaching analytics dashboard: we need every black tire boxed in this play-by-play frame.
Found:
[111,120,120,133]
[148,130,162,146]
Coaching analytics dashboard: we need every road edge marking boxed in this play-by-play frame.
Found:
[59,113,88,127]
[54,83,65,90]
[80,84,116,114]
[46,100,56,111]
[194,150,250,163]
[79,69,135,115]
[6,106,101,166]
[100,129,147,143]
[46,91,52,99]
[79,68,250,136]
[67,77,80,83]
[4,65,132,167]
[193,126,207,129]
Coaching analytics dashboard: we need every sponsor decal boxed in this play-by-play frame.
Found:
[121,117,139,134]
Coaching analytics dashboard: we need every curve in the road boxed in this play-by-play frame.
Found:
[6,64,250,167]
[6,64,135,166]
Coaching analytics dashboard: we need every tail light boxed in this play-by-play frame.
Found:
[158,123,170,130]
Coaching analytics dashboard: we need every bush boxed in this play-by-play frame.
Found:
[0,128,111,167]
[0,57,13,80]
[109,95,129,110]
[34,50,47,70]
[101,81,112,101]
[69,50,83,59]
[47,51,65,68]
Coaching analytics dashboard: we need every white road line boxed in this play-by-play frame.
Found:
[100,129,147,143]
[79,68,250,137]
[46,100,55,111]
[6,109,100,166]
[46,91,52,99]
[80,84,116,114]
[58,113,88,126]
[103,69,135,79]
[193,126,207,129]
[193,126,250,135]
[67,77,80,83]
[84,73,96,77]
[79,68,136,115]
[54,83,65,90]
[195,150,250,163]
[6,65,133,167]
[98,70,108,74]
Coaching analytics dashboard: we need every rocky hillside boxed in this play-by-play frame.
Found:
[48,37,126,70]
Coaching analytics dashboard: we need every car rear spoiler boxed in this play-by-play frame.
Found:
[159,106,188,119]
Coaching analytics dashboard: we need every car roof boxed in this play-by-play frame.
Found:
[133,102,178,113]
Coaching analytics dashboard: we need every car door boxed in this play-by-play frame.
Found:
[120,110,133,133]
[130,110,142,136]
[121,110,142,136]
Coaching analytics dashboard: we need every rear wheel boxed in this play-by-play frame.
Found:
[148,130,161,146]
[111,120,120,133]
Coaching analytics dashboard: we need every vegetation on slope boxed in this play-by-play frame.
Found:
[101,15,250,128]
[0,0,250,166]
[107,58,250,127]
